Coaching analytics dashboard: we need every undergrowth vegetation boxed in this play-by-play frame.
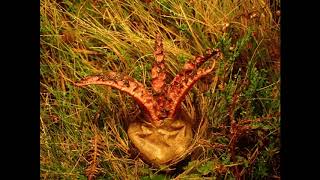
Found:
[40,0,280,179]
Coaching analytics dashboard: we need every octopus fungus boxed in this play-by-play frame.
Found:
[75,34,222,166]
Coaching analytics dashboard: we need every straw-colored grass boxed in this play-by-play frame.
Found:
[40,0,280,179]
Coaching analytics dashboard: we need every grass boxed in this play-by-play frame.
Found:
[40,0,280,179]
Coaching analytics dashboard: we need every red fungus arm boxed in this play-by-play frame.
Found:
[151,33,167,94]
[75,72,160,123]
[165,49,222,118]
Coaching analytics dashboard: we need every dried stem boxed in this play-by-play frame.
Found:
[85,127,103,180]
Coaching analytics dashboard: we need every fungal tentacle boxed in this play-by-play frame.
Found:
[151,33,170,120]
[151,33,167,94]
[75,72,160,123]
[165,49,222,118]
[75,34,223,166]
[75,35,222,125]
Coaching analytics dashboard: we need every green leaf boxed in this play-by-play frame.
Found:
[77,174,87,180]
[178,24,189,33]
[177,54,188,64]
[141,176,151,180]
[150,174,168,180]
[196,161,214,175]
[139,167,152,175]
[183,160,199,170]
